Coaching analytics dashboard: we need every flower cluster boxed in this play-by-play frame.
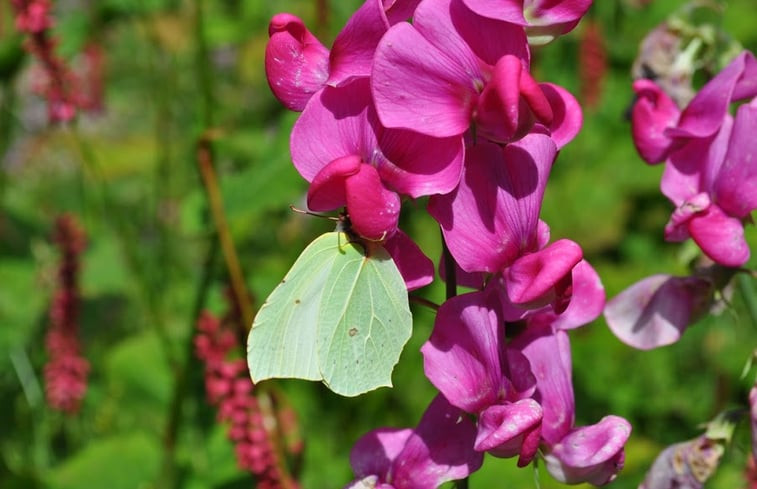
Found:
[11,0,89,122]
[265,0,631,486]
[605,50,757,350]
[45,214,88,413]
[195,311,297,487]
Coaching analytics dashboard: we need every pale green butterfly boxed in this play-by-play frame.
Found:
[247,224,412,397]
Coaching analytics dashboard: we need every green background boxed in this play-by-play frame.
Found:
[1,0,757,488]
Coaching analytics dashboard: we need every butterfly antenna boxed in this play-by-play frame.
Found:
[289,205,340,221]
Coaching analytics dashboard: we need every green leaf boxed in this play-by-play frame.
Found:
[46,433,161,489]
[247,232,412,397]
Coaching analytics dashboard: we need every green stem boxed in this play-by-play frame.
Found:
[442,230,457,300]
[443,230,468,489]
[196,137,254,327]
[737,273,757,330]
[159,237,219,489]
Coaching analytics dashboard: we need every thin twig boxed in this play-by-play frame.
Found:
[409,295,440,311]
[196,136,254,328]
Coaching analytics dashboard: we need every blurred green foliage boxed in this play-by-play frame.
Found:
[1,0,756,488]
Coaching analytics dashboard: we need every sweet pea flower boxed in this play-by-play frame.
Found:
[372,0,581,148]
[460,0,593,45]
[265,0,420,111]
[429,133,583,313]
[292,78,463,241]
[512,322,631,485]
[421,290,543,466]
[604,274,714,350]
[631,51,757,266]
[345,394,483,489]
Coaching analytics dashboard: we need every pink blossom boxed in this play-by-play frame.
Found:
[429,133,583,313]
[44,214,88,414]
[346,395,482,489]
[461,0,593,44]
[604,274,713,350]
[291,77,462,245]
[512,323,630,485]
[631,51,757,266]
[265,0,420,111]
[372,0,581,147]
[421,290,544,466]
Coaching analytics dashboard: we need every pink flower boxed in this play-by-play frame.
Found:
[421,290,544,466]
[44,214,88,414]
[429,133,583,313]
[512,323,631,485]
[345,395,482,489]
[372,0,581,147]
[265,0,420,111]
[631,51,757,266]
[460,0,593,44]
[604,274,713,350]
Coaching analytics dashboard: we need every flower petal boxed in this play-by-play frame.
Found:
[265,13,330,111]
[429,134,556,273]
[669,51,757,140]
[505,239,583,311]
[474,400,542,467]
[421,291,505,413]
[604,274,713,350]
[328,0,390,86]
[350,428,414,480]
[544,416,631,486]
[688,204,750,267]
[345,165,401,241]
[714,99,757,218]
[307,155,362,211]
[383,230,434,291]
[511,324,574,445]
[394,394,484,488]
[376,127,465,198]
[630,79,680,164]
[372,22,477,138]
[549,259,606,330]
[460,0,526,25]
[540,82,582,150]
[291,80,375,182]
[660,114,732,206]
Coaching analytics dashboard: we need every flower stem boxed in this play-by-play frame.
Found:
[196,136,254,328]
[737,273,757,330]
[442,229,457,300]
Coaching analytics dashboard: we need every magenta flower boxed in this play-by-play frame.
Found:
[265,0,420,111]
[345,394,483,489]
[429,133,583,313]
[604,274,713,350]
[512,323,631,485]
[421,290,544,466]
[460,0,593,44]
[372,0,581,147]
[292,78,464,243]
[631,51,757,266]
